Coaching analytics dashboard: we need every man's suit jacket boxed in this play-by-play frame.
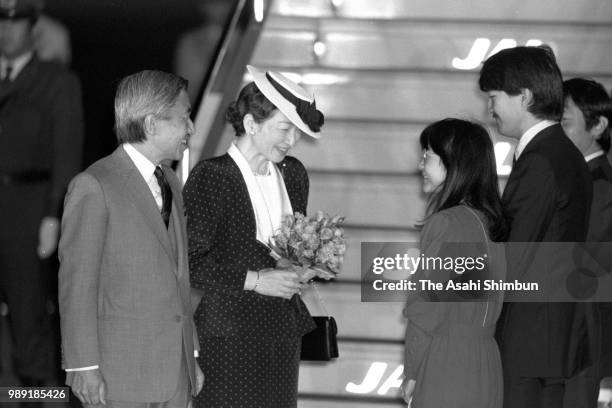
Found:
[58,146,198,402]
[497,124,594,377]
[183,154,315,341]
[0,55,82,381]
[0,55,83,217]
[586,155,612,376]
[587,155,612,244]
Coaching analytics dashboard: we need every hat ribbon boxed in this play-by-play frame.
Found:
[265,72,324,133]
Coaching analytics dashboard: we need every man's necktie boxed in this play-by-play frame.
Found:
[2,65,12,83]
[153,166,172,228]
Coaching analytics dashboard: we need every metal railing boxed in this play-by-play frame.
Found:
[180,0,273,182]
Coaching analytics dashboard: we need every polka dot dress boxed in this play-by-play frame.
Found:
[195,337,301,407]
[184,154,315,408]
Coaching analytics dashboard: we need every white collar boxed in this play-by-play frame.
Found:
[0,51,33,81]
[123,143,157,182]
[515,120,556,160]
[585,150,605,163]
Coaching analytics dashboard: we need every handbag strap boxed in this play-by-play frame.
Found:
[463,205,491,254]
[462,205,494,326]
[309,281,331,317]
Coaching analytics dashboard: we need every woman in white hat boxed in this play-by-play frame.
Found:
[184,65,324,407]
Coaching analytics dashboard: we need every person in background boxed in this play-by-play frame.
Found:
[184,65,324,408]
[173,0,233,103]
[33,12,71,65]
[401,118,507,407]
[59,70,203,406]
[562,77,612,398]
[0,0,83,387]
[479,46,596,408]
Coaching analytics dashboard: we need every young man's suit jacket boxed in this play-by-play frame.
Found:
[497,124,595,378]
[58,146,199,402]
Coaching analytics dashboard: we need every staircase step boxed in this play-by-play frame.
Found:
[282,70,612,124]
[297,333,612,406]
[292,120,422,173]
[299,340,404,401]
[271,0,612,24]
[304,70,502,123]
[298,400,403,408]
[308,172,426,229]
[293,119,516,174]
[257,17,612,77]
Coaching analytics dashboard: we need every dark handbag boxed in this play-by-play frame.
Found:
[300,283,339,361]
[301,316,338,361]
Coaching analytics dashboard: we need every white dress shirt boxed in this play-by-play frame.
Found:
[584,150,605,163]
[0,51,33,81]
[514,120,557,160]
[123,143,163,210]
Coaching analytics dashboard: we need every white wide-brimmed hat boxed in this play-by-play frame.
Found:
[247,65,324,138]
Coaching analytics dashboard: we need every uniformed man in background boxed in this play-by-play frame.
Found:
[0,0,83,386]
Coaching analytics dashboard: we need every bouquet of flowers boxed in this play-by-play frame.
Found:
[270,211,347,281]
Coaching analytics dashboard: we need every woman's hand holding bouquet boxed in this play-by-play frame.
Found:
[270,211,346,283]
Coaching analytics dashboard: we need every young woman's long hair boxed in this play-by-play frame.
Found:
[419,118,508,241]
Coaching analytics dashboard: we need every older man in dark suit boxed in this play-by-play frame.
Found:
[479,46,596,407]
[563,77,612,403]
[0,0,83,386]
[59,70,203,407]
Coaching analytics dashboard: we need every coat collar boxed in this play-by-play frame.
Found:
[517,123,563,160]
[227,143,293,245]
[0,54,37,105]
[588,154,612,180]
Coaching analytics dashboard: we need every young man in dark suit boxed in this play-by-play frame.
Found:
[563,77,612,400]
[0,0,83,386]
[479,46,597,407]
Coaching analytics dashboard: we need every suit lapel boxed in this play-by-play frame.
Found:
[517,124,560,159]
[226,155,298,239]
[601,158,612,182]
[277,159,304,214]
[224,155,259,240]
[0,57,36,109]
[11,56,38,87]
[504,125,555,201]
[588,155,612,180]
[111,148,175,262]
